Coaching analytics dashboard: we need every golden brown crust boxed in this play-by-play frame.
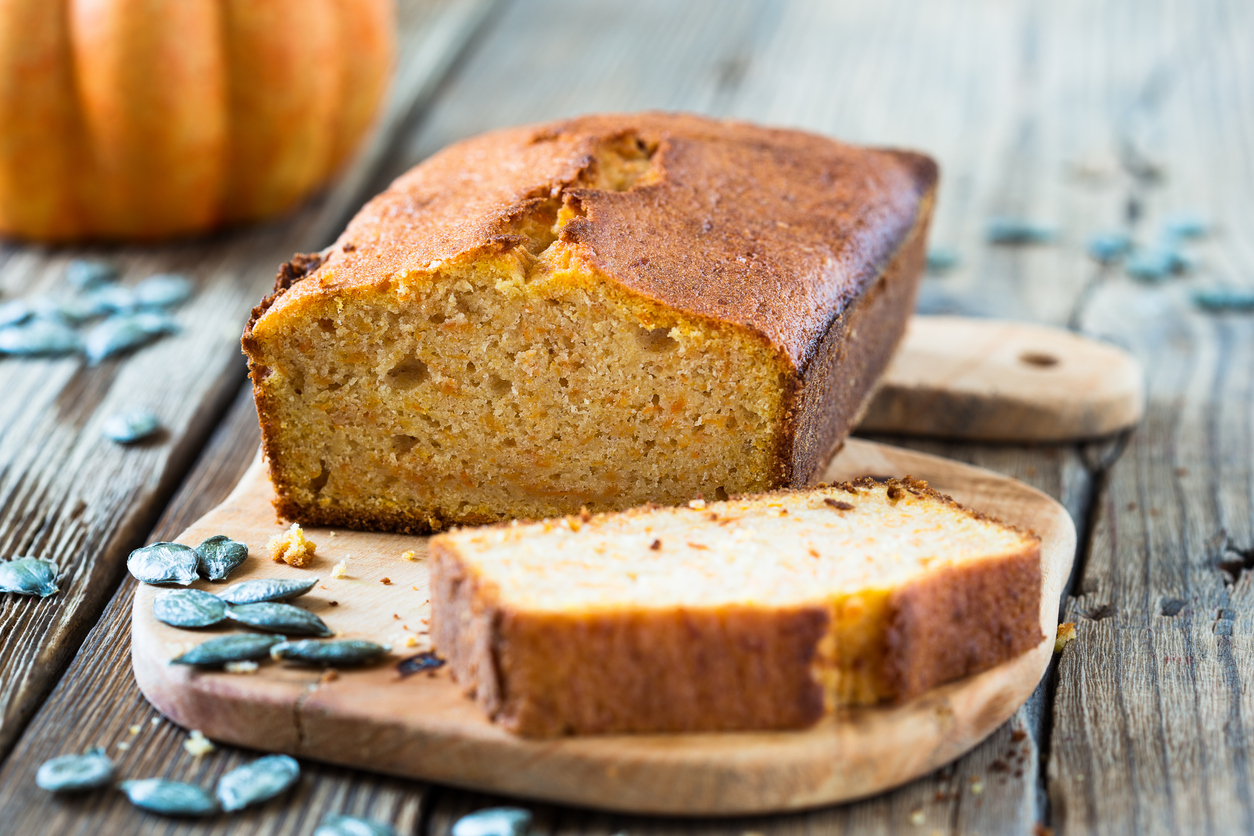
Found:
[243,113,937,532]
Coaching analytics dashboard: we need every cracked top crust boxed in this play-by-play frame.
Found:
[250,112,937,369]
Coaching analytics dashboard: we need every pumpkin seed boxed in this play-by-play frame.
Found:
[102,410,160,444]
[0,557,59,597]
[36,747,115,792]
[79,283,138,316]
[0,298,30,329]
[153,589,227,628]
[0,319,80,357]
[226,602,332,636]
[195,535,248,581]
[1193,287,1254,312]
[83,312,177,364]
[218,576,318,605]
[315,814,398,836]
[1161,212,1209,241]
[171,633,286,667]
[1125,247,1177,282]
[451,807,533,836]
[215,754,300,811]
[1086,231,1131,264]
[135,273,193,309]
[271,639,389,666]
[66,259,119,291]
[397,651,445,678]
[925,246,960,274]
[120,778,218,817]
[985,217,1056,245]
[128,542,199,586]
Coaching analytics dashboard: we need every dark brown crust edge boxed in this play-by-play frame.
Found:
[429,477,1043,738]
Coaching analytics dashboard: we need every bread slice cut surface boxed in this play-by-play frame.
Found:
[430,477,1043,737]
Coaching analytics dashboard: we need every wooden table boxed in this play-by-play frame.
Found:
[0,1,1247,833]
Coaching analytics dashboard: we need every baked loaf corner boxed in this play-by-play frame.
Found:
[243,113,937,532]
[430,477,1043,737]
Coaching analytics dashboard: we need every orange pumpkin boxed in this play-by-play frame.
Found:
[0,0,394,242]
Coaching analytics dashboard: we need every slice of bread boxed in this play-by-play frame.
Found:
[430,477,1042,737]
[241,113,937,532]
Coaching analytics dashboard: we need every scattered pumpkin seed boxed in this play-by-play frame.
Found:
[1161,212,1210,241]
[153,588,227,628]
[0,557,59,597]
[1124,247,1177,282]
[216,754,300,811]
[119,778,218,817]
[128,542,199,586]
[36,747,115,792]
[102,410,160,444]
[171,633,287,667]
[1086,231,1131,264]
[83,312,176,365]
[218,576,318,605]
[315,814,398,836]
[985,217,1056,245]
[79,283,138,315]
[195,535,248,581]
[451,807,533,836]
[134,273,194,309]
[925,246,960,274]
[1193,287,1254,312]
[226,602,332,636]
[66,259,119,291]
[0,318,80,357]
[396,651,445,678]
[0,298,30,329]
[271,639,389,666]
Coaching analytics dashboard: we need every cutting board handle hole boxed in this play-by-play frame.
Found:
[1018,351,1059,368]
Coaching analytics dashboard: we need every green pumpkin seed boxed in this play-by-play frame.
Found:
[171,633,287,667]
[0,298,30,329]
[195,535,248,582]
[0,557,59,597]
[216,754,300,811]
[66,259,118,291]
[985,217,1056,245]
[1194,286,1254,312]
[925,246,960,274]
[84,313,176,365]
[153,589,227,628]
[1086,231,1131,264]
[396,651,445,678]
[451,807,532,836]
[218,577,318,605]
[271,639,389,666]
[128,542,199,586]
[135,273,193,309]
[120,778,218,817]
[102,410,160,444]
[315,814,398,836]
[79,284,137,315]
[227,602,332,636]
[1125,247,1176,282]
[36,747,115,792]
[0,319,80,357]
[1161,212,1209,241]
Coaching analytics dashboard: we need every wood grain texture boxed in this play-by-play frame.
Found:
[127,438,1075,815]
[860,316,1145,441]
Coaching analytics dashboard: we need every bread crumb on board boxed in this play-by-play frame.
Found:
[184,729,215,757]
[331,558,349,579]
[1055,622,1077,653]
[401,550,418,562]
[269,523,316,567]
[225,660,259,675]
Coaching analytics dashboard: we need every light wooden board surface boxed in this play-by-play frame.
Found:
[129,437,1075,815]
[861,316,1144,441]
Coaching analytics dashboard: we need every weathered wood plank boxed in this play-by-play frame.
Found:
[0,0,498,769]
[0,385,428,835]
[1051,0,1254,828]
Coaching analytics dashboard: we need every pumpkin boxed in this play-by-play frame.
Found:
[0,0,394,242]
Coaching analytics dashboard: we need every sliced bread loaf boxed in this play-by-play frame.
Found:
[430,477,1043,737]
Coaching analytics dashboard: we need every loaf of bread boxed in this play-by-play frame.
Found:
[430,477,1043,737]
[242,113,937,532]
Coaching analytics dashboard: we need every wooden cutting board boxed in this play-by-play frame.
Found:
[860,315,1144,441]
[132,438,1076,815]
